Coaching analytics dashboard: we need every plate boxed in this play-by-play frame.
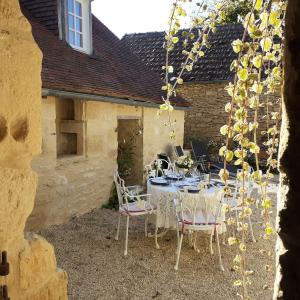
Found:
[188,186,200,193]
[150,178,169,186]
[211,180,235,188]
[166,173,184,180]
[179,185,200,193]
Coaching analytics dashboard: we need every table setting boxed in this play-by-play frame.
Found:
[147,171,226,230]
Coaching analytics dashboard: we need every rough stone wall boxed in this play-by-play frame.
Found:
[28,99,185,229]
[179,82,229,146]
[179,82,279,148]
[0,1,67,299]
[274,0,300,298]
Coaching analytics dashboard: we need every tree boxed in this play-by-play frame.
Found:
[219,0,252,24]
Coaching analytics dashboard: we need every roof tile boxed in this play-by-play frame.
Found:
[19,0,189,108]
[121,24,244,83]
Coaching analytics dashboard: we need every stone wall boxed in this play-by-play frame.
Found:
[0,1,67,299]
[28,98,184,229]
[179,82,279,149]
[179,82,228,146]
[274,0,300,298]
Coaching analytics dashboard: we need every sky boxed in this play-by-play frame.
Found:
[91,0,179,39]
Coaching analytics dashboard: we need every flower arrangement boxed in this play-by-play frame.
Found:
[175,155,194,169]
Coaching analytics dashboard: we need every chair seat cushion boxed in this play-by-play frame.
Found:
[120,201,156,215]
[179,211,220,226]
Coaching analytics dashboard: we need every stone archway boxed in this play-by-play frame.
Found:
[274,0,300,299]
[0,1,67,299]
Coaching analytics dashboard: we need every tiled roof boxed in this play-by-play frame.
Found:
[20,0,59,35]
[19,0,189,108]
[121,24,245,83]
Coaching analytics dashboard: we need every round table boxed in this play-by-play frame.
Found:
[147,177,226,231]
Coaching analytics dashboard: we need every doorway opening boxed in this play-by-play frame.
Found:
[117,118,143,185]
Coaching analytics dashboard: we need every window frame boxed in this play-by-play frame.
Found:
[65,0,92,54]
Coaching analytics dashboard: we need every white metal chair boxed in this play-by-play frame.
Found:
[173,189,225,271]
[114,171,157,256]
[145,159,175,178]
[225,167,256,242]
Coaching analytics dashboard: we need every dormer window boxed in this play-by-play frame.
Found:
[66,0,92,54]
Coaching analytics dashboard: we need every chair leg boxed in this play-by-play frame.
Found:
[124,215,129,256]
[155,216,160,249]
[145,215,149,237]
[115,213,121,241]
[216,228,225,271]
[235,210,239,230]
[175,225,180,255]
[174,232,184,271]
[248,215,256,242]
[222,228,226,245]
[210,228,214,255]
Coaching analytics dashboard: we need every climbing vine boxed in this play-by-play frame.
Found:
[159,0,228,138]
[163,0,286,298]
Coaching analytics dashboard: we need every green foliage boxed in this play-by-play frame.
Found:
[218,0,252,24]
[117,127,142,182]
[102,184,119,210]
[118,140,135,181]
[104,127,142,211]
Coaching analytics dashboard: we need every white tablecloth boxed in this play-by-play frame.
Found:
[147,178,225,230]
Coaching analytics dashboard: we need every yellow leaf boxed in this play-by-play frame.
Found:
[269,11,279,26]
[177,78,183,84]
[234,149,246,159]
[265,226,273,235]
[225,102,232,113]
[239,243,246,252]
[234,280,242,287]
[172,37,179,44]
[237,69,249,81]
[273,67,281,79]
[260,37,272,52]
[233,255,242,264]
[228,237,237,246]
[232,39,243,53]
[226,150,234,162]
[220,125,229,136]
[225,83,234,97]
[241,56,248,68]
[252,55,262,68]
[234,159,242,166]
[249,142,260,154]
[219,146,227,156]
[168,66,174,73]
[219,169,229,181]
[255,0,263,11]
[262,199,271,209]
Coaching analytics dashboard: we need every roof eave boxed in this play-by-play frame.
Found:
[42,88,191,111]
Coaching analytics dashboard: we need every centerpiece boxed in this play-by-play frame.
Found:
[175,155,194,177]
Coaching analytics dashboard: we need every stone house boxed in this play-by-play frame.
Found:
[122,24,279,148]
[19,0,189,229]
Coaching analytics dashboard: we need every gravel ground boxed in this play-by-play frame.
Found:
[38,190,277,300]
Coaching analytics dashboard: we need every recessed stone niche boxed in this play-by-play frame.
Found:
[0,116,7,142]
[10,117,29,142]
